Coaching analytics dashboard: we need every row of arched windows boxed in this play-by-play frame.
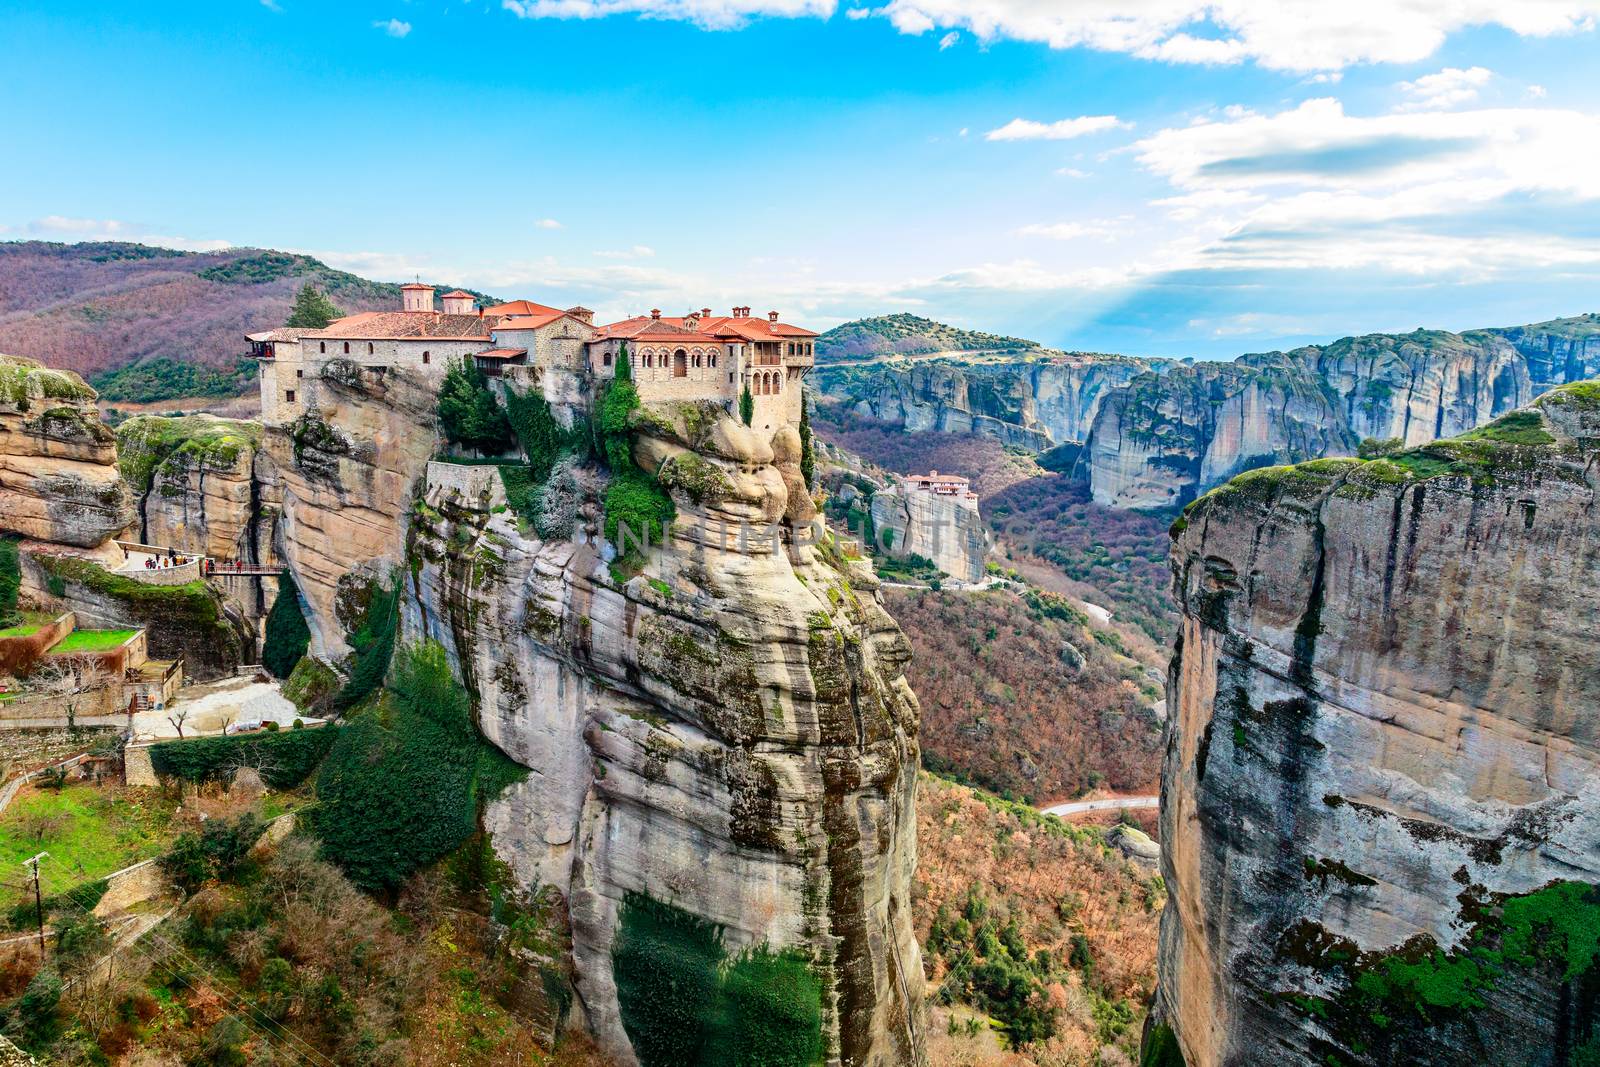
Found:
[753,371,783,395]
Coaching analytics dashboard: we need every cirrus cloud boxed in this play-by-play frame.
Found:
[985,115,1128,141]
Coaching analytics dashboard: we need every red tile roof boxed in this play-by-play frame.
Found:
[596,312,818,343]
[441,290,474,299]
[474,348,528,360]
[485,299,565,318]
[301,311,497,341]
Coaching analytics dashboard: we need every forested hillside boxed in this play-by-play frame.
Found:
[0,242,493,401]
[816,312,1044,362]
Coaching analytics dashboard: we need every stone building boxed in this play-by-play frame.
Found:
[249,287,818,433]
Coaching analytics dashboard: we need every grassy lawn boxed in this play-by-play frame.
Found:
[49,628,138,653]
[0,611,57,639]
[0,783,179,906]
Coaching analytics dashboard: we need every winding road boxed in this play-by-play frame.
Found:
[1041,794,1159,817]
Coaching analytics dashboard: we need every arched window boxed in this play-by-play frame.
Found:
[644,352,653,368]
[709,352,718,368]
[422,350,430,365]
[603,351,612,367]
[368,342,374,355]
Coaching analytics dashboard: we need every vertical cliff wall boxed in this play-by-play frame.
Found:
[0,353,134,548]
[868,487,987,584]
[405,403,925,1066]
[1154,383,1600,1066]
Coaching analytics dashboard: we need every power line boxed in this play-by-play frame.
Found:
[34,860,339,1067]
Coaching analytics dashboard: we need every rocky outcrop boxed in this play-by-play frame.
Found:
[1154,383,1600,1066]
[405,401,925,1067]
[816,356,1150,451]
[0,353,134,547]
[119,413,274,562]
[869,485,987,584]
[816,314,1600,513]
[257,359,438,658]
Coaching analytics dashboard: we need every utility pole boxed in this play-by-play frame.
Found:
[23,852,48,958]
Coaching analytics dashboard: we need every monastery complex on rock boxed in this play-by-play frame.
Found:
[248,284,818,434]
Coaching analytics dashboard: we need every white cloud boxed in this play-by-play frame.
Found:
[1528,84,1549,97]
[959,127,969,137]
[28,216,130,237]
[1054,167,1089,178]
[535,218,563,229]
[985,115,1128,141]
[844,5,871,18]
[1396,66,1492,111]
[1016,218,1128,240]
[938,30,958,49]
[501,0,834,30]
[871,1,1600,72]
[1129,97,1600,276]
[374,18,412,37]
[594,245,657,259]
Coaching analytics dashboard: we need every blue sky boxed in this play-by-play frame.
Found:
[3,1,1600,357]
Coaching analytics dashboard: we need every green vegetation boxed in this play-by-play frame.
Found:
[815,312,1041,362]
[331,576,398,711]
[261,571,310,679]
[1542,380,1600,411]
[198,250,323,285]
[799,392,815,489]
[281,654,339,712]
[503,385,587,480]
[31,553,234,646]
[313,641,526,892]
[1357,437,1403,459]
[283,281,343,328]
[0,534,20,628]
[1457,409,1554,446]
[739,382,754,426]
[438,357,515,456]
[1,355,97,413]
[0,784,178,916]
[160,812,267,894]
[611,891,824,1067]
[90,357,256,404]
[116,413,262,492]
[149,726,339,791]
[1141,1022,1186,1067]
[47,628,136,653]
[598,347,675,567]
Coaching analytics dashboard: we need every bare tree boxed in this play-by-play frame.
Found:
[166,702,191,739]
[29,658,117,729]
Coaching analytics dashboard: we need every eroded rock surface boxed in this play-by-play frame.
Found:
[119,413,274,561]
[0,353,133,546]
[405,403,926,1067]
[1154,384,1600,1066]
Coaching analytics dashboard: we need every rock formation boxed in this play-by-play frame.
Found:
[405,402,926,1066]
[0,353,134,547]
[118,413,273,562]
[817,314,1600,513]
[868,483,987,584]
[1153,383,1600,1066]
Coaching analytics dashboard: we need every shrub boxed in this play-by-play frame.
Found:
[261,571,310,679]
[332,578,398,712]
[313,641,525,892]
[799,393,815,488]
[437,358,515,456]
[149,725,339,790]
[612,892,824,1067]
[161,813,266,894]
[0,534,21,627]
[15,967,62,1045]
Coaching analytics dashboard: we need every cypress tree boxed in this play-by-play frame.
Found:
[261,571,311,679]
[739,383,754,426]
[285,283,343,329]
[798,392,815,489]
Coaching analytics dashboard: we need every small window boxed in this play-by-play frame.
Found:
[423,350,430,365]
[604,352,613,367]
[729,373,735,384]
[285,390,296,403]
[319,341,326,354]
[368,342,374,355]
[343,342,350,354]
[296,369,303,378]
[709,353,718,368]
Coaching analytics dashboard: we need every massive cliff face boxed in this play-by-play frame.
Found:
[119,413,275,562]
[1154,383,1600,1067]
[404,403,925,1067]
[0,353,134,547]
[816,314,1600,513]
[868,487,987,584]
[816,357,1150,451]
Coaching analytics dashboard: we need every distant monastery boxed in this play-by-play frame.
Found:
[248,284,818,433]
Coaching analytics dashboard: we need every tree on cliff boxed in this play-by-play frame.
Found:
[739,383,754,426]
[262,571,311,679]
[284,283,343,329]
[438,358,515,456]
[799,392,815,489]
